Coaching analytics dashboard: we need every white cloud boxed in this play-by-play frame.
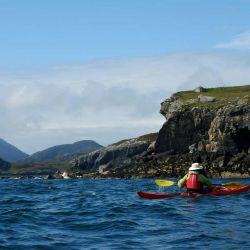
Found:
[215,32,250,49]
[1,51,250,153]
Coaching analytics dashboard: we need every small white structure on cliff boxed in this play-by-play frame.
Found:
[194,86,206,93]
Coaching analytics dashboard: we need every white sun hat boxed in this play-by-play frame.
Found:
[189,162,203,171]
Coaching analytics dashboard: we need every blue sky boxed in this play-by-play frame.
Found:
[0,0,249,69]
[1,0,250,153]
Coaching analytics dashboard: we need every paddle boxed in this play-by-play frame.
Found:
[213,182,242,188]
[155,180,176,187]
[155,179,241,188]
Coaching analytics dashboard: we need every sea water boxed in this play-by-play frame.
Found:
[0,178,249,249]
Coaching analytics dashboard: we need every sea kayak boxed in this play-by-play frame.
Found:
[137,185,250,199]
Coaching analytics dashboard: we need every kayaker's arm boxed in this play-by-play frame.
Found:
[198,174,212,188]
[178,174,189,188]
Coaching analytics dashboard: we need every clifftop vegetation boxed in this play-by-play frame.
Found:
[174,85,250,108]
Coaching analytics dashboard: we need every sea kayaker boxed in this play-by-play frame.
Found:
[178,163,213,193]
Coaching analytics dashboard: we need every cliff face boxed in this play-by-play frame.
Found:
[206,97,250,155]
[70,133,158,177]
[152,94,250,178]
[70,85,250,178]
[155,96,216,153]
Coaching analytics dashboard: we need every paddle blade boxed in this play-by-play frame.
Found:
[222,182,241,188]
[155,180,176,187]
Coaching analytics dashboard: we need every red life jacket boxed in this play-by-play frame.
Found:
[186,174,202,190]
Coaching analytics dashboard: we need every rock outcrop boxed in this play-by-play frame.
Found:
[70,85,250,178]
[155,97,216,153]
[69,133,158,177]
[206,97,250,155]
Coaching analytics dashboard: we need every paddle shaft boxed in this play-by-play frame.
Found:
[155,179,241,188]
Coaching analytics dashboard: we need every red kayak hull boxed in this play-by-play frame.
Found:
[137,185,250,199]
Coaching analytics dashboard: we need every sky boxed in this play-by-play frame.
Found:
[1,0,250,154]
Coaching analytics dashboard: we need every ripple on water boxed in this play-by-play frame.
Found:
[0,178,250,249]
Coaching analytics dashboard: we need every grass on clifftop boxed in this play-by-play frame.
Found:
[174,85,250,108]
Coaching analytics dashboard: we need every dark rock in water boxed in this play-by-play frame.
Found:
[43,174,56,180]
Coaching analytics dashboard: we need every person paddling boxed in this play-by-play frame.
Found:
[178,163,212,193]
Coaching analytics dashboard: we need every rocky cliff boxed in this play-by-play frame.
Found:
[69,133,158,177]
[69,85,250,178]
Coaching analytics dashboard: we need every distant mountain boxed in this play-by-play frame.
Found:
[0,138,29,162]
[22,140,103,163]
[0,157,11,171]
